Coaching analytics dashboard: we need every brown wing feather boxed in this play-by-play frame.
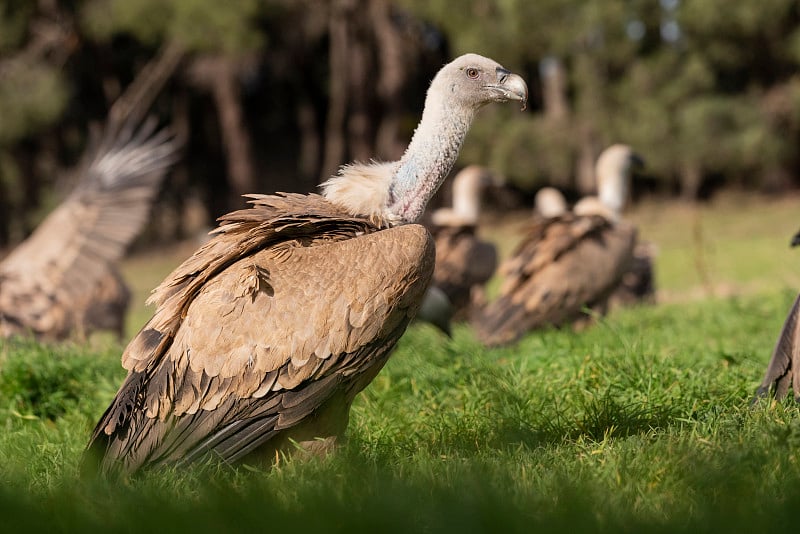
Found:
[0,120,178,340]
[473,214,636,347]
[755,292,800,402]
[86,196,434,474]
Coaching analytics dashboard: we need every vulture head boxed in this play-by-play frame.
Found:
[595,144,645,216]
[322,54,527,226]
[432,53,529,111]
[534,186,567,218]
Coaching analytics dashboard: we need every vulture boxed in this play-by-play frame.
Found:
[427,165,500,320]
[472,144,642,347]
[84,53,528,475]
[755,234,800,402]
[0,120,178,341]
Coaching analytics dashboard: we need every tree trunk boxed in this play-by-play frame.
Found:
[680,162,703,200]
[347,6,373,163]
[0,160,10,248]
[189,55,257,205]
[320,0,354,180]
[573,52,605,195]
[576,124,599,195]
[296,98,321,183]
[371,0,407,160]
[540,56,569,122]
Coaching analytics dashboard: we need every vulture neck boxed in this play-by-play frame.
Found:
[450,171,484,224]
[598,170,629,216]
[387,96,477,224]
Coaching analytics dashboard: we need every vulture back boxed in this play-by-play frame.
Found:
[473,213,636,346]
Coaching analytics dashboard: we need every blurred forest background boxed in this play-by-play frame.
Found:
[2,0,800,249]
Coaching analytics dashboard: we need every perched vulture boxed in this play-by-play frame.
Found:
[755,235,800,402]
[472,144,643,347]
[84,54,528,475]
[427,165,500,320]
[0,120,178,341]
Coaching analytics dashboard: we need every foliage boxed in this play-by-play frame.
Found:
[80,0,268,53]
[403,0,800,195]
[0,59,68,145]
[4,0,800,241]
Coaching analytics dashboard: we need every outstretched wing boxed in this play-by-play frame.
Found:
[474,214,636,347]
[87,195,434,474]
[0,119,178,339]
[755,292,800,402]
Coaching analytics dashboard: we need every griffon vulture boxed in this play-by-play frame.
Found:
[84,54,528,475]
[0,120,178,341]
[472,144,642,347]
[427,165,499,320]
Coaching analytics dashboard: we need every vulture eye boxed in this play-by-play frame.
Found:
[465,67,479,79]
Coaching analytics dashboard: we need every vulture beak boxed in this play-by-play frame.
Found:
[487,67,529,110]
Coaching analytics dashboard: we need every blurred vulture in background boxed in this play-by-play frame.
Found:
[533,186,568,219]
[84,54,528,475]
[0,120,179,341]
[608,241,657,308]
[0,43,183,342]
[426,165,500,320]
[472,144,643,347]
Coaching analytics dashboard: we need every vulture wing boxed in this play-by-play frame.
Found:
[0,120,178,339]
[86,194,434,474]
[755,292,800,402]
[473,213,636,347]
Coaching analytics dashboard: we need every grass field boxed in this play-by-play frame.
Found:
[2,192,800,532]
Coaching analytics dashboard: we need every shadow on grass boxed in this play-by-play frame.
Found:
[478,390,681,455]
[4,449,800,534]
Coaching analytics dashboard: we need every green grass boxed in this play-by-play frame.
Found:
[2,193,800,532]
